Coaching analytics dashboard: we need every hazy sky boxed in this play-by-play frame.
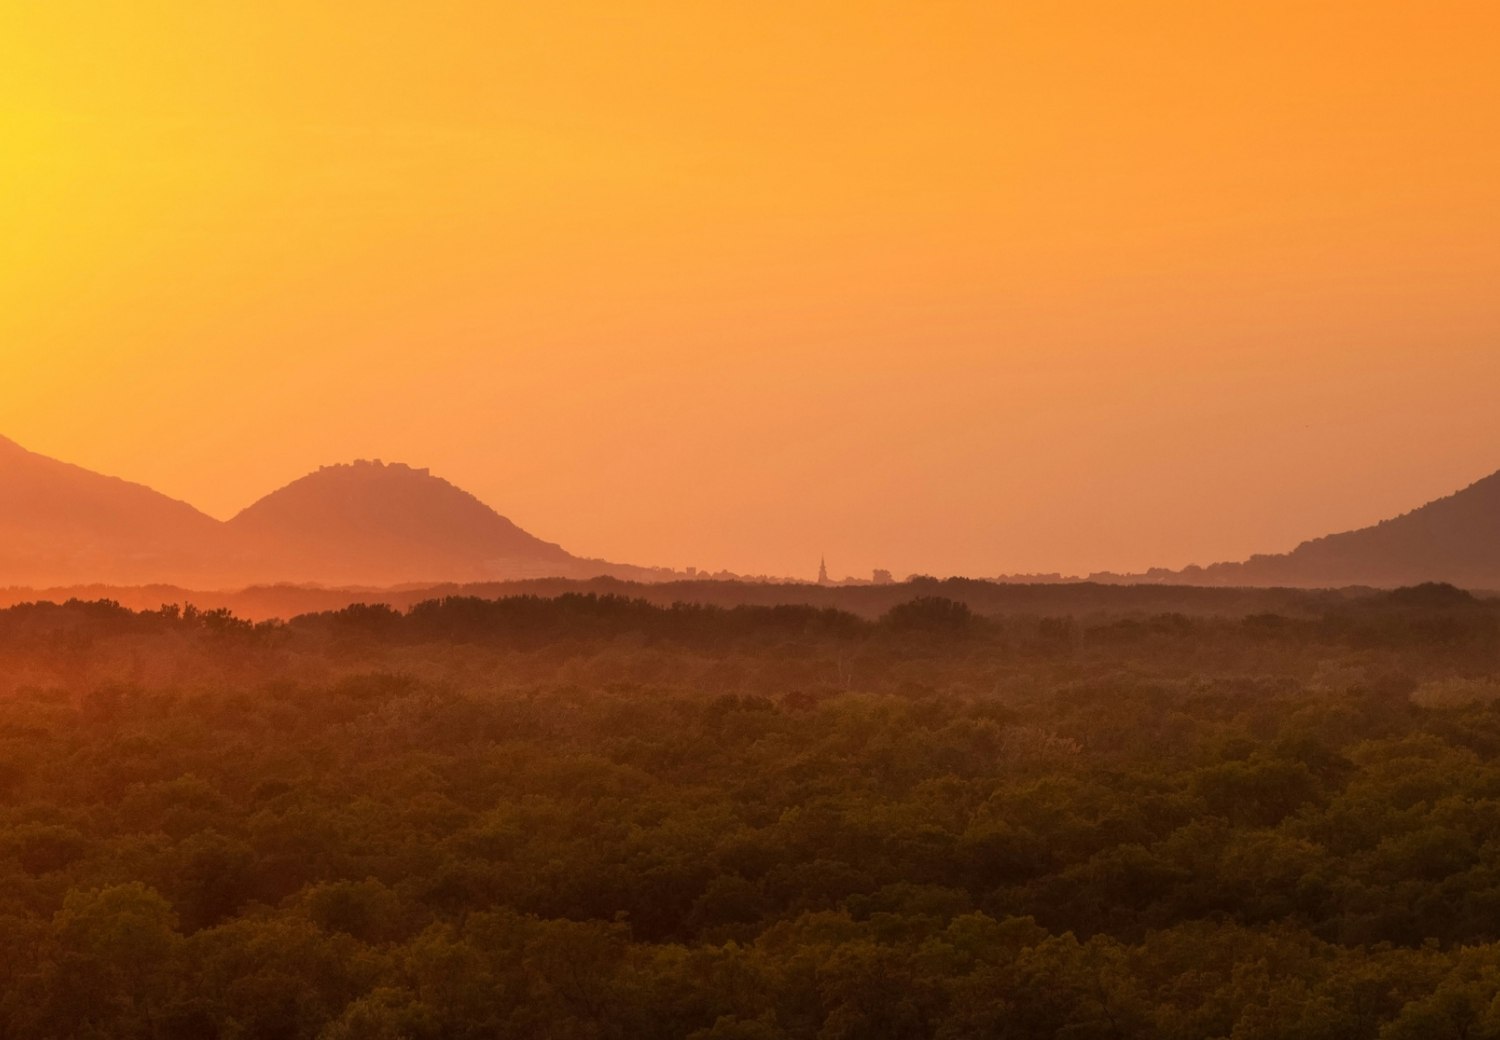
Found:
[4,2,1499,579]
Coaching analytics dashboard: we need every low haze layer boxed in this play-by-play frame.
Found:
[5,436,1500,592]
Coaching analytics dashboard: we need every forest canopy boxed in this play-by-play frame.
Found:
[1,587,1499,1038]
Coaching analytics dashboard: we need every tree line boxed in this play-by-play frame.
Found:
[0,589,1498,1036]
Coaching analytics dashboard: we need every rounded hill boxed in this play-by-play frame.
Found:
[226,459,574,586]
[0,435,225,586]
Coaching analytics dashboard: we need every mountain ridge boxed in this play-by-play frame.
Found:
[0,436,226,586]
[3,435,1499,590]
[1092,467,1500,589]
[226,459,575,586]
[0,438,661,588]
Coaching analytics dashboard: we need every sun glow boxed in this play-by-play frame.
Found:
[4,1,1499,576]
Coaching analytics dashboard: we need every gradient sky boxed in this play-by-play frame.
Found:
[4,2,1499,579]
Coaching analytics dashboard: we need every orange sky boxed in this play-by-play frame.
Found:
[4,2,1499,579]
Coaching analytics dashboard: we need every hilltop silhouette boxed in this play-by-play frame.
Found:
[1179,469,1500,589]
[4,435,1500,591]
[226,460,575,586]
[1080,468,1500,590]
[0,435,227,586]
[0,438,661,589]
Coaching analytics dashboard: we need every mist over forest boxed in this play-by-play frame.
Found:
[4,585,1500,1038]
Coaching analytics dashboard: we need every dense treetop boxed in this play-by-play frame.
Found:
[2,588,1500,1038]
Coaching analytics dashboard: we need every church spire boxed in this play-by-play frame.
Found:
[818,555,830,585]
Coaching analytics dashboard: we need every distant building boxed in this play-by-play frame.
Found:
[818,556,831,586]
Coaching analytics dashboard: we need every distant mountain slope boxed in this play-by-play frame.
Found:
[9,431,1498,591]
[0,438,655,588]
[225,460,577,585]
[0,436,225,586]
[1179,470,1500,589]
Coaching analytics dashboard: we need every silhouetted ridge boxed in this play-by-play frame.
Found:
[7,432,1499,591]
[1184,468,1500,589]
[225,459,575,585]
[0,439,614,588]
[0,437,224,586]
